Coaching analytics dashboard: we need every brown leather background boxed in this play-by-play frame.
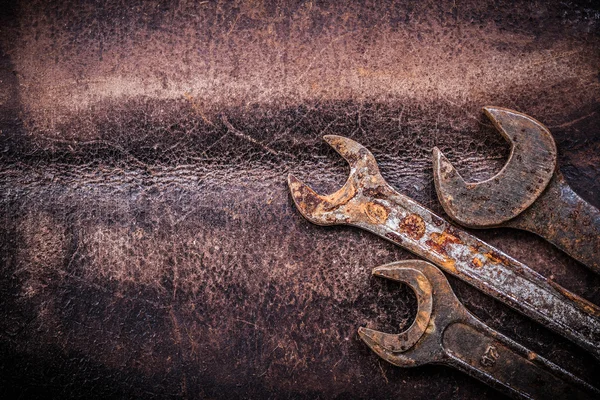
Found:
[1,1,599,398]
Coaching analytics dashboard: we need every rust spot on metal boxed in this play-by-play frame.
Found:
[425,230,462,256]
[295,191,321,214]
[362,202,389,224]
[547,279,600,318]
[363,186,388,199]
[385,232,403,244]
[321,181,357,212]
[440,258,458,274]
[444,224,463,239]
[483,250,510,266]
[399,214,426,240]
[431,215,445,227]
[468,245,481,254]
[471,257,484,269]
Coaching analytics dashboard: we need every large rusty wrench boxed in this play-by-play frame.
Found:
[433,107,600,273]
[359,260,600,400]
[287,135,600,359]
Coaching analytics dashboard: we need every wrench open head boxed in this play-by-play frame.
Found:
[358,260,464,367]
[287,135,393,227]
[433,107,557,227]
[358,261,600,399]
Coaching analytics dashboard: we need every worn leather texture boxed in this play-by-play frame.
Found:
[1,1,599,398]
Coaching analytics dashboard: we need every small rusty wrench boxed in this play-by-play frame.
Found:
[288,135,600,359]
[359,260,600,399]
[433,107,600,273]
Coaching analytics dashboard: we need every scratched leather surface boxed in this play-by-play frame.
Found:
[1,1,599,398]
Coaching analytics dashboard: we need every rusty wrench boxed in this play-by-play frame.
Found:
[287,135,600,359]
[433,107,600,273]
[359,260,600,400]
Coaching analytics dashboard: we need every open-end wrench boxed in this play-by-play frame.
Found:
[359,260,600,400]
[287,135,600,359]
[433,107,600,273]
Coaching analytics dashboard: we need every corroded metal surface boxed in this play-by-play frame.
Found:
[359,260,599,399]
[360,264,432,354]
[288,135,600,359]
[506,173,600,273]
[433,107,600,272]
[433,107,557,227]
[2,0,600,398]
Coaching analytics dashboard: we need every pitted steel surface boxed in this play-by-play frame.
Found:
[433,107,600,273]
[288,135,600,359]
[359,260,600,399]
[2,1,600,398]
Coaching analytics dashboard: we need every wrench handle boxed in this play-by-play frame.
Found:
[443,320,599,399]
[352,186,600,360]
[507,172,600,274]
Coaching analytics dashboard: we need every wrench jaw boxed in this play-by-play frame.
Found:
[322,135,382,179]
[287,174,351,226]
[358,261,438,368]
[432,106,557,228]
[432,147,471,225]
[358,327,431,367]
[361,262,600,399]
[287,135,389,226]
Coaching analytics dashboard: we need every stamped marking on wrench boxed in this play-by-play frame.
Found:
[288,135,600,359]
[359,260,600,400]
[433,107,600,272]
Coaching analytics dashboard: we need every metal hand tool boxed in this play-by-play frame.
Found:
[287,135,600,359]
[359,260,600,400]
[433,107,600,273]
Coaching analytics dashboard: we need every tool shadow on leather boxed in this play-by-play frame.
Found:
[359,260,599,400]
[433,107,600,273]
[287,135,600,360]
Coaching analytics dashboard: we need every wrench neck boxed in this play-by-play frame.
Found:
[506,171,600,274]
[443,319,599,399]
